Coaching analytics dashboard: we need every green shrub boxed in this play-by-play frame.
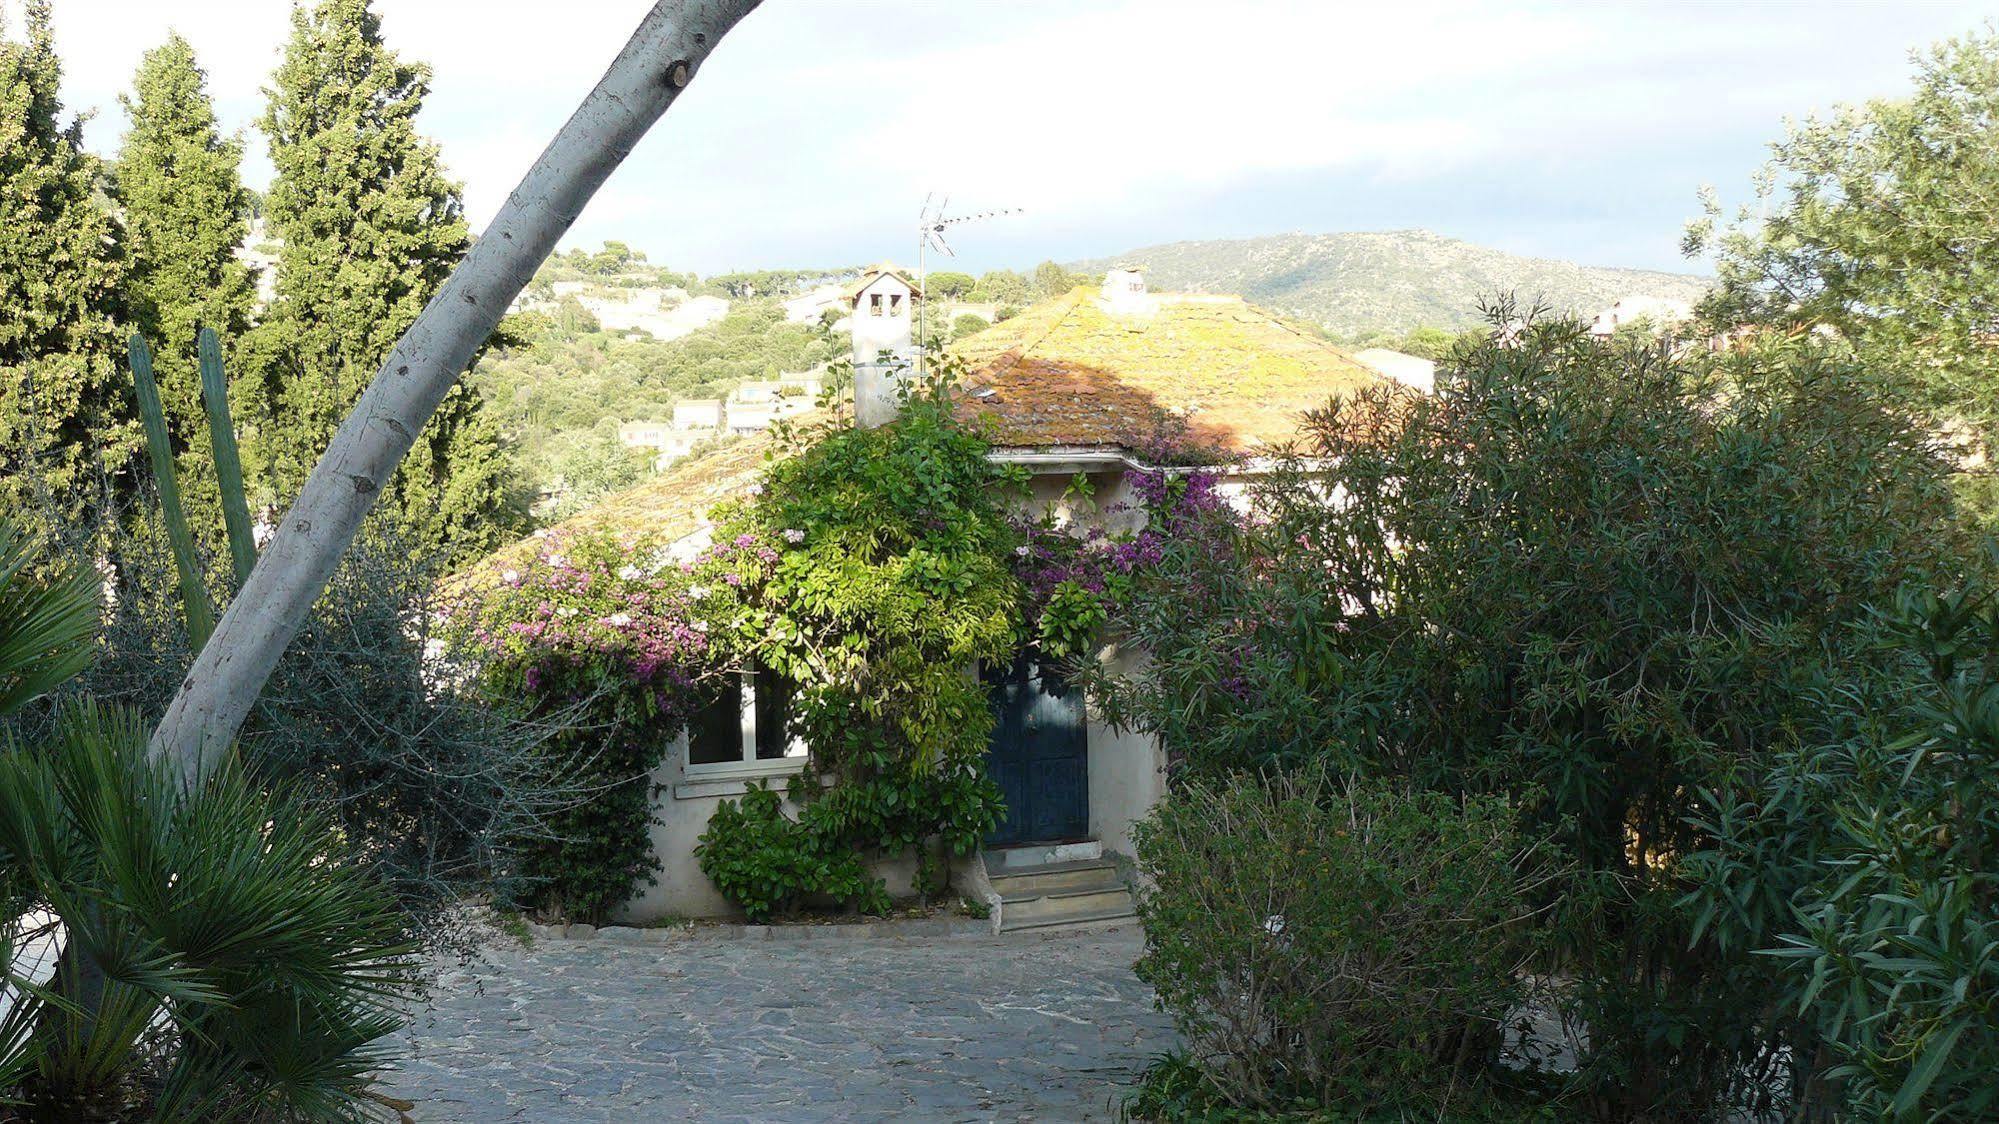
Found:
[694,367,1017,915]
[696,782,885,922]
[1687,578,1999,1120]
[1130,769,1551,1116]
[1095,311,1969,1117]
[1,700,418,1121]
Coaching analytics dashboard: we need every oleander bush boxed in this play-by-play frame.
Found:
[694,369,1019,915]
[1129,769,1556,1117]
[1094,307,1974,1118]
[1686,578,1999,1120]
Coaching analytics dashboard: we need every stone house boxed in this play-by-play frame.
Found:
[490,266,1385,930]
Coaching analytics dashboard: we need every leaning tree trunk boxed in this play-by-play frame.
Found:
[147,0,763,784]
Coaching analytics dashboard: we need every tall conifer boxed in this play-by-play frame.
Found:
[0,0,134,519]
[114,33,255,450]
[251,0,515,560]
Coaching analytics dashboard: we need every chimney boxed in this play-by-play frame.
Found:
[848,264,918,428]
[1101,264,1151,315]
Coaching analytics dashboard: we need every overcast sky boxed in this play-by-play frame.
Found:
[23,0,1999,276]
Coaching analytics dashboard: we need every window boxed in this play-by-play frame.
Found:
[889,293,904,315]
[869,293,885,316]
[687,664,805,771]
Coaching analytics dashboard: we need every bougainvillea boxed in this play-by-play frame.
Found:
[454,532,742,922]
[1013,466,1237,662]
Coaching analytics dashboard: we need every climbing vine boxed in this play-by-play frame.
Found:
[694,372,1025,920]
[462,359,1238,924]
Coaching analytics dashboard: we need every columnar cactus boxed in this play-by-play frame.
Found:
[127,328,259,653]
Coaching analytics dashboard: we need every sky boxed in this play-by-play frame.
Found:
[22,0,1999,277]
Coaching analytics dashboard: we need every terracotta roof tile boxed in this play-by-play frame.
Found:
[949,288,1382,451]
[466,289,1381,575]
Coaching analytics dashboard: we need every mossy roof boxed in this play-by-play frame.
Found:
[467,428,781,586]
[950,287,1382,451]
[467,289,1380,576]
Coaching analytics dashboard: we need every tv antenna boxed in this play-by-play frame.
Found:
[917,194,1020,370]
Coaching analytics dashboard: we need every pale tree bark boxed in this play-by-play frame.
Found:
[148,0,764,784]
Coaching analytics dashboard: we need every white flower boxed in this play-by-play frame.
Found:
[688,584,710,600]
[604,612,633,628]
[1014,545,1030,558]
[556,606,579,619]
[1263,914,1287,937]
[617,564,642,581]
[746,483,764,497]
[546,553,567,568]
[692,620,710,633]
[782,528,806,544]
[501,569,521,585]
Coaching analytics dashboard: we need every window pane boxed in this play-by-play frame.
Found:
[754,665,792,760]
[688,676,745,765]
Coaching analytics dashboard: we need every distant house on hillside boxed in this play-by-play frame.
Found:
[1591,294,1695,337]
[476,265,1386,929]
[782,283,847,325]
[1354,348,1436,393]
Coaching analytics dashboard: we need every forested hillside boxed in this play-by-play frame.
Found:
[471,294,844,516]
[1075,229,1711,333]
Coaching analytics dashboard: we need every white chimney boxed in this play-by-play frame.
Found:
[849,265,918,428]
[1101,264,1152,315]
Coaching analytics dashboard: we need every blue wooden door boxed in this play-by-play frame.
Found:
[984,653,1089,846]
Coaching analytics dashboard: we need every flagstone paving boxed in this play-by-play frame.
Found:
[383,925,1175,1122]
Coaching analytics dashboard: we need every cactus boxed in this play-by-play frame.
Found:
[128,334,217,651]
[128,328,261,655]
[198,328,258,587]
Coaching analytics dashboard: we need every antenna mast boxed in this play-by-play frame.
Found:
[917,196,1020,372]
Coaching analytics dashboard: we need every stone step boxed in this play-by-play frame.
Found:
[986,840,1103,870]
[987,858,1121,897]
[1002,907,1139,933]
[999,884,1135,931]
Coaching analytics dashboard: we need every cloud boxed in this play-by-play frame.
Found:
[19,0,1999,273]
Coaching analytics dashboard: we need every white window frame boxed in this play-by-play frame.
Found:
[683,669,808,779]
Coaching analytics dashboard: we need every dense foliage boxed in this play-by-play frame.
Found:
[112,34,256,469]
[2,702,418,1123]
[1092,311,1970,1118]
[474,296,842,508]
[694,382,1022,920]
[457,531,733,924]
[1129,770,1553,1118]
[247,0,516,562]
[1687,579,1999,1119]
[0,2,134,524]
[0,521,419,1121]
[1688,30,1999,501]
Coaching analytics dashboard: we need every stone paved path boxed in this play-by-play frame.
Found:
[384,925,1176,1122]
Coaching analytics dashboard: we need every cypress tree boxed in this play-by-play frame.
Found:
[114,34,257,553]
[251,0,516,560]
[0,0,134,520]
[114,33,255,451]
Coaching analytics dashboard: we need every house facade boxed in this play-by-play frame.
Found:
[495,266,1387,928]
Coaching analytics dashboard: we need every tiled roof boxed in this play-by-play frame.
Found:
[462,429,781,588]
[950,288,1381,451]
[465,289,1379,576]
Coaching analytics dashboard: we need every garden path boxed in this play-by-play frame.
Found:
[383,924,1175,1122]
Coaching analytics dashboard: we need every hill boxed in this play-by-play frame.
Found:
[1073,230,1711,334]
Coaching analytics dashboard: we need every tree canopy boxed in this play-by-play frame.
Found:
[246,0,516,559]
[1689,29,1999,476]
[0,0,134,521]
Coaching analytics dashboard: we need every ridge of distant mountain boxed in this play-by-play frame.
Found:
[1072,229,1711,333]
